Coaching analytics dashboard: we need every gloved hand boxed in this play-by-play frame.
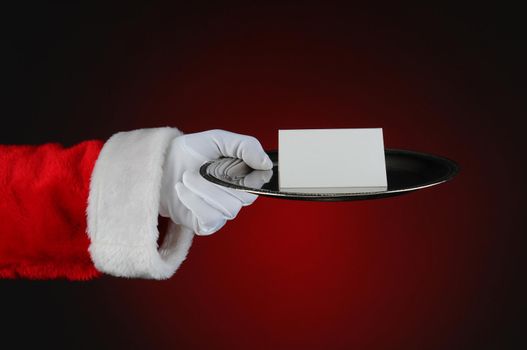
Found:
[159,129,273,235]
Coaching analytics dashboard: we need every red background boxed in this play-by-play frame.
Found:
[2,2,525,349]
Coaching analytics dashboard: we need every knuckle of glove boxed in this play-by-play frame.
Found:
[196,216,227,236]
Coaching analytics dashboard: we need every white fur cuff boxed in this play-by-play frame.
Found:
[87,127,193,279]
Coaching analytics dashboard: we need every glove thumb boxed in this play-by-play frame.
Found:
[208,130,273,170]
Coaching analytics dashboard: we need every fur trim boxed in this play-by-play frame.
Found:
[87,128,193,279]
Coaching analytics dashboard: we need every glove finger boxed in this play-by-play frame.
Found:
[241,169,274,190]
[175,182,227,235]
[208,130,273,170]
[182,171,245,219]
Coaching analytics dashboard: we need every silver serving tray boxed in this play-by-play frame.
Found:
[200,149,459,201]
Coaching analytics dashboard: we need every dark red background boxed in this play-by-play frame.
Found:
[2,2,525,349]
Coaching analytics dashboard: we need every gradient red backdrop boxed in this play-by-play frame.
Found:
[2,3,524,349]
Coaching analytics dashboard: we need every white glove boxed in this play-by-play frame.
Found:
[159,129,273,235]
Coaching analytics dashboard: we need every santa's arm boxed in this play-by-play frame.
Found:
[0,140,102,279]
[0,128,193,280]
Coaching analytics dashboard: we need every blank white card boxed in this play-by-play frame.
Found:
[278,128,388,193]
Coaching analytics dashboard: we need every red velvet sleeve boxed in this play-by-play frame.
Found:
[0,141,103,280]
